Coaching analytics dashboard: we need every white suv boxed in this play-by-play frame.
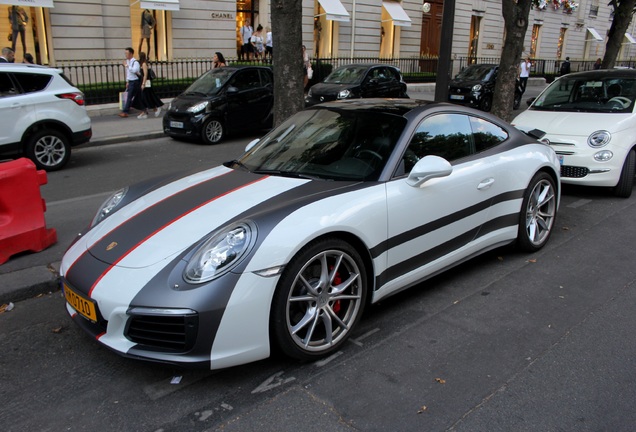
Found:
[0,64,92,171]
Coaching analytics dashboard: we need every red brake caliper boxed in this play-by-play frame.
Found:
[330,265,342,314]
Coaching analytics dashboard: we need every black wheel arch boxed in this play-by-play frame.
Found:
[21,120,73,153]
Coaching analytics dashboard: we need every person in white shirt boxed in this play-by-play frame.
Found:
[519,57,531,94]
[240,19,254,60]
[119,47,141,118]
[265,27,273,61]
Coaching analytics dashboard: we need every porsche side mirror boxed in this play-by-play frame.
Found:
[407,155,453,187]
[245,138,260,152]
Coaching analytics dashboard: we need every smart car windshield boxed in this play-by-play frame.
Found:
[455,65,496,81]
[324,66,368,85]
[237,107,407,181]
[184,69,234,96]
[531,76,636,113]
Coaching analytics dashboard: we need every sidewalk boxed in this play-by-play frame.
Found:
[0,80,547,305]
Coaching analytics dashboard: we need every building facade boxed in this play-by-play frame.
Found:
[0,0,632,68]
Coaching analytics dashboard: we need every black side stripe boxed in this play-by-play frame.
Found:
[65,170,267,296]
[376,212,520,288]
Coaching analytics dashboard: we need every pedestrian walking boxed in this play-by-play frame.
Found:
[519,57,531,94]
[119,47,141,118]
[240,19,254,60]
[213,51,226,68]
[265,27,273,61]
[137,51,163,119]
[560,57,571,76]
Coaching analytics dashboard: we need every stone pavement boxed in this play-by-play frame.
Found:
[0,80,547,305]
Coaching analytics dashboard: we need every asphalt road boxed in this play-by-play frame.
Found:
[1,131,636,431]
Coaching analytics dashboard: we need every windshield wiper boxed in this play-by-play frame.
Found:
[225,159,250,172]
[184,91,207,97]
[253,169,323,180]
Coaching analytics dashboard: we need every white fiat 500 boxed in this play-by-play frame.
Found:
[61,99,560,369]
[513,69,636,197]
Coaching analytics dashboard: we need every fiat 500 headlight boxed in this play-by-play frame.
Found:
[91,187,128,227]
[588,130,611,148]
[184,222,257,284]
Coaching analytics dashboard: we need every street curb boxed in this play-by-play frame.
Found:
[86,131,166,147]
[1,263,60,305]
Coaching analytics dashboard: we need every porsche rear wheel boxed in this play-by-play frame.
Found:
[201,118,224,144]
[517,172,557,252]
[271,238,367,361]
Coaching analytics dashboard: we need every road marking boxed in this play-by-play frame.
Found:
[251,371,296,394]
[143,371,215,400]
[314,351,343,367]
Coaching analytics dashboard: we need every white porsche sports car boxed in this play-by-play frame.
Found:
[513,69,636,198]
[61,99,560,369]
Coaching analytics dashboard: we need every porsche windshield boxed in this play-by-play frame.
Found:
[238,108,407,181]
[184,69,234,96]
[324,66,368,85]
[530,76,636,113]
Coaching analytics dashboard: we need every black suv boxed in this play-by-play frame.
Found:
[305,64,408,107]
[448,64,522,112]
[163,66,273,144]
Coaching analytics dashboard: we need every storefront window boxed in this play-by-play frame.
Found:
[468,15,482,63]
[129,7,171,61]
[557,27,566,59]
[1,6,50,65]
[237,0,258,59]
[530,24,541,58]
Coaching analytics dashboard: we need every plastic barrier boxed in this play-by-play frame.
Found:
[0,158,57,265]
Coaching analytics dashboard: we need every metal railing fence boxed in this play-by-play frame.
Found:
[54,56,636,105]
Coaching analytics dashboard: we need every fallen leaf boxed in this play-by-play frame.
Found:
[52,327,63,333]
[527,259,537,263]
[562,226,570,231]
[435,378,446,384]
[417,406,428,414]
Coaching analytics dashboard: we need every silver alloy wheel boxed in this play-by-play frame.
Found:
[204,119,223,144]
[285,249,363,353]
[525,178,556,246]
[33,134,67,169]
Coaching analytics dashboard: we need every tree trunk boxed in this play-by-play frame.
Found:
[491,0,532,122]
[603,0,636,69]
[271,0,305,127]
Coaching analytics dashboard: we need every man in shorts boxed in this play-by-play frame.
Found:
[241,19,254,60]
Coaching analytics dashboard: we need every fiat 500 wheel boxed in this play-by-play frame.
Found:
[202,118,224,144]
[271,238,367,360]
[26,129,70,171]
[517,172,557,251]
[613,149,635,198]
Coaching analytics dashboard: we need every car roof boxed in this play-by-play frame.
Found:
[309,98,433,115]
[561,69,636,79]
[0,63,61,73]
[334,63,400,70]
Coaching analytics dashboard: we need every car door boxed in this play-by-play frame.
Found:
[380,112,499,297]
[0,72,30,146]
[361,66,390,98]
[226,69,270,130]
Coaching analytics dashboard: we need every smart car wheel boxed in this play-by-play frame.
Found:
[271,238,367,361]
[479,95,493,112]
[517,172,557,251]
[202,118,224,144]
[25,129,71,171]
[613,149,635,198]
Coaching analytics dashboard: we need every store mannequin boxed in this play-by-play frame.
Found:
[138,9,155,58]
[8,6,28,56]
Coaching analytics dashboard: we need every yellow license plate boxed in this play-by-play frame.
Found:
[64,283,98,322]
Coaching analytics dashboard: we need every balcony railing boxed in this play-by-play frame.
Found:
[54,56,636,106]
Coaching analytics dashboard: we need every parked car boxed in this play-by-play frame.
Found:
[513,69,636,198]
[305,64,408,106]
[0,63,92,171]
[61,99,560,369]
[448,63,522,112]
[163,66,273,144]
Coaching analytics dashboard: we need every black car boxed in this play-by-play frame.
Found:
[305,64,408,106]
[448,64,522,112]
[163,66,273,144]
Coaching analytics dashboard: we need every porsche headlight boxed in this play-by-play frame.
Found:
[91,187,128,227]
[472,84,482,92]
[588,130,611,148]
[184,222,256,284]
[188,101,209,114]
[337,89,351,99]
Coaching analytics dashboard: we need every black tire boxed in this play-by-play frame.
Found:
[201,118,224,144]
[517,172,557,252]
[613,149,635,198]
[25,129,70,171]
[270,238,367,361]
[479,95,493,112]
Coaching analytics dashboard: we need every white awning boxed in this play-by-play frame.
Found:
[625,33,636,44]
[586,28,603,41]
[316,0,350,22]
[0,0,54,7]
[140,0,179,11]
[382,1,411,27]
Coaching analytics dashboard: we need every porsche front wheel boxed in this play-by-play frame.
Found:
[517,172,557,252]
[271,238,367,361]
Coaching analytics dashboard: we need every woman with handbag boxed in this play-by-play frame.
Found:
[137,52,164,119]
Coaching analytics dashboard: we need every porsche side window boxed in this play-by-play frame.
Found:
[403,114,474,172]
[469,116,508,152]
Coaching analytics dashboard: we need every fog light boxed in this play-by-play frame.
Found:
[594,150,613,161]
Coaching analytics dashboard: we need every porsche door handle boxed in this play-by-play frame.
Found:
[477,178,495,190]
